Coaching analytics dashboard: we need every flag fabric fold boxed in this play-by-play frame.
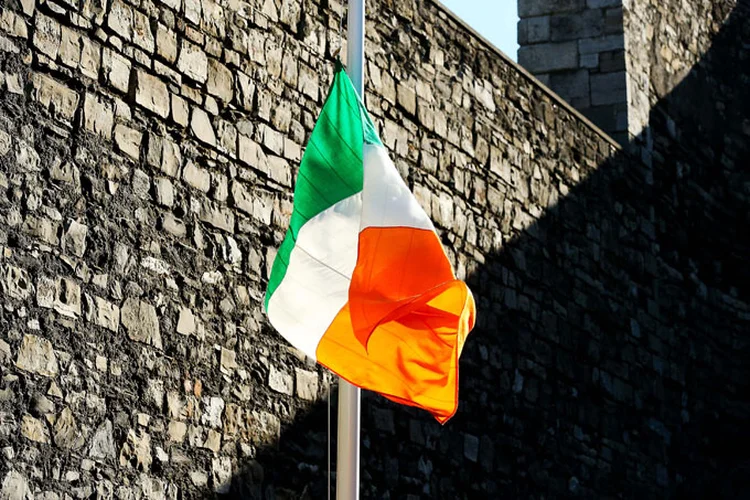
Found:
[264,63,476,423]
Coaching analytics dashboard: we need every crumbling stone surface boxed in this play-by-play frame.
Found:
[0,0,747,498]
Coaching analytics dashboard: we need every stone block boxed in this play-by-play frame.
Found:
[135,70,170,118]
[464,434,479,462]
[591,71,626,105]
[3,266,32,300]
[154,177,174,207]
[519,0,585,17]
[62,220,88,257]
[212,457,232,494]
[605,6,623,33]
[22,214,59,245]
[54,276,81,318]
[297,63,319,99]
[578,34,624,54]
[184,0,201,24]
[199,201,234,232]
[156,24,177,63]
[268,365,292,395]
[132,168,151,199]
[190,471,208,488]
[132,9,154,52]
[550,10,606,41]
[190,107,216,146]
[518,16,550,44]
[216,120,237,156]
[432,191,454,228]
[49,161,78,184]
[30,73,80,121]
[37,276,56,308]
[171,94,189,126]
[373,408,395,434]
[15,141,40,172]
[141,256,170,275]
[219,348,237,374]
[160,138,181,178]
[176,307,196,335]
[21,414,50,443]
[81,0,106,24]
[280,0,301,30]
[33,14,60,59]
[238,135,267,172]
[599,49,625,72]
[230,180,252,215]
[295,369,318,401]
[119,429,152,471]
[0,129,9,157]
[202,0,226,39]
[177,40,208,83]
[80,37,101,79]
[167,421,186,443]
[0,471,31,500]
[121,298,162,349]
[182,161,210,192]
[550,69,590,99]
[83,93,114,138]
[580,52,599,68]
[15,334,59,377]
[587,0,621,7]
[282,56,298,87]
[247,410,280,446]
[267,155,290,186]
[201,397,224,429]
[89,420,116,460]
[473,82,496,112]
[582,105,617,131]
[207,58,233,102]
[236,72,255,111]
[284,138,301,162]
[102,48,131,93]
[397,83,416,115]
[259,124,284,156]
[0,9,27,39]
[54,407,85,450]
[95,296,120,332]
[107,0,132,41]
[161,0,180,11]
[114,124,143,160]
[59,25,80,68]
[161,214,187,238]
[0,33,18,53]
[518,42,578,73]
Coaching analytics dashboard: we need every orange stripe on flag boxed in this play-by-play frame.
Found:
[316,227,476,423]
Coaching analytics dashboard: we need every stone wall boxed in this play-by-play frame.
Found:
[623,0,735,143]
[0,0,748,499]
[517,0,629,143]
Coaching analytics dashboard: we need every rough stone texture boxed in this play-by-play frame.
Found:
[134,70,170,119]
[121,298,162,349]
[0,0,747,499]
[622,0,736,149]
[15,335,58,377]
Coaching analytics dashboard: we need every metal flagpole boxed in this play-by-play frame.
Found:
[337,0,364,499]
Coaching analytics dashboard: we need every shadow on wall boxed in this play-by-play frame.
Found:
[222,2,750,498]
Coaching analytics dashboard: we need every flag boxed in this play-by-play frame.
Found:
[264,63,476,423]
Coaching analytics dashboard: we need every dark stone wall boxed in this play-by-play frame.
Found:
[0,0,747,498]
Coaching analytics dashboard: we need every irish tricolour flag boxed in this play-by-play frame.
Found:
[264,64,476,423]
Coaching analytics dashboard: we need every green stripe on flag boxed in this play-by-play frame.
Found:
[265,64,368,309]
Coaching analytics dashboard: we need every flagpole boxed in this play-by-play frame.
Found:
[337,0,364,499]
